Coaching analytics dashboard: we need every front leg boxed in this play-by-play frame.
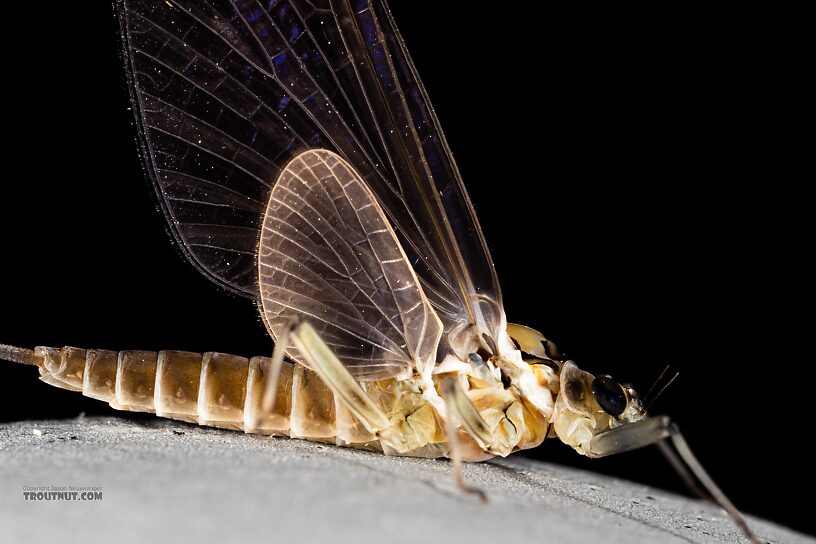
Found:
[588,417,763,544]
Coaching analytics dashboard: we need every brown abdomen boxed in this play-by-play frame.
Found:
[30,346,349,442]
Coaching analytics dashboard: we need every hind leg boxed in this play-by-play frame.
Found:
[248,318,297,432]
[286,321,391,436]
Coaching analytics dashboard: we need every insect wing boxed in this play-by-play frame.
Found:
[117,0,505,354]
[259,149,442,380]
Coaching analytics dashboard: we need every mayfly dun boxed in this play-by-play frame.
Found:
[1,1,762,542]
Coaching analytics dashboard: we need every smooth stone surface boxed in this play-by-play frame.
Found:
[0,417,810,544]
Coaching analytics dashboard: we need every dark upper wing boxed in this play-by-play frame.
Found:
[117,0,505,353]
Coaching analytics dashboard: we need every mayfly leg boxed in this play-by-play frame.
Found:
[251,317,298,432]
[440,377,491,502]
[660,425,763,544]
[287,321,391,437]
[588,417,764,544]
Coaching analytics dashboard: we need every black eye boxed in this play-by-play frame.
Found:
[591,375,628,417]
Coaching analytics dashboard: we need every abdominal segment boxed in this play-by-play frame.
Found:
[28,346,455,458]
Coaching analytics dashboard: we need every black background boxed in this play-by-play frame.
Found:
[0,2,810,535]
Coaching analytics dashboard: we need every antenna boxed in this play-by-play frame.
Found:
[643,365,679,412]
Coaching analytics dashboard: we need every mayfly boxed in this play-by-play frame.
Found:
[1,1,761,541]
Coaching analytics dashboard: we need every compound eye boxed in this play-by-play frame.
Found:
[591,375,628,417]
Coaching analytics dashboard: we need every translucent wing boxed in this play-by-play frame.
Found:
[117,0,505,356]
[259,149,442,380]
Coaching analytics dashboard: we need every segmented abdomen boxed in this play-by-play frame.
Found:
[33,346,381,450]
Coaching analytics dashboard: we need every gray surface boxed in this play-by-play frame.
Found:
[0,417,809,544]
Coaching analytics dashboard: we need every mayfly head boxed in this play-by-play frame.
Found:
[551,361,646,456]
[504,323,650,456]
[504,325,762,542]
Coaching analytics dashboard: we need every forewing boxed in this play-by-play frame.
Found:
[259,150,442,380]
[118,0,505,350]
